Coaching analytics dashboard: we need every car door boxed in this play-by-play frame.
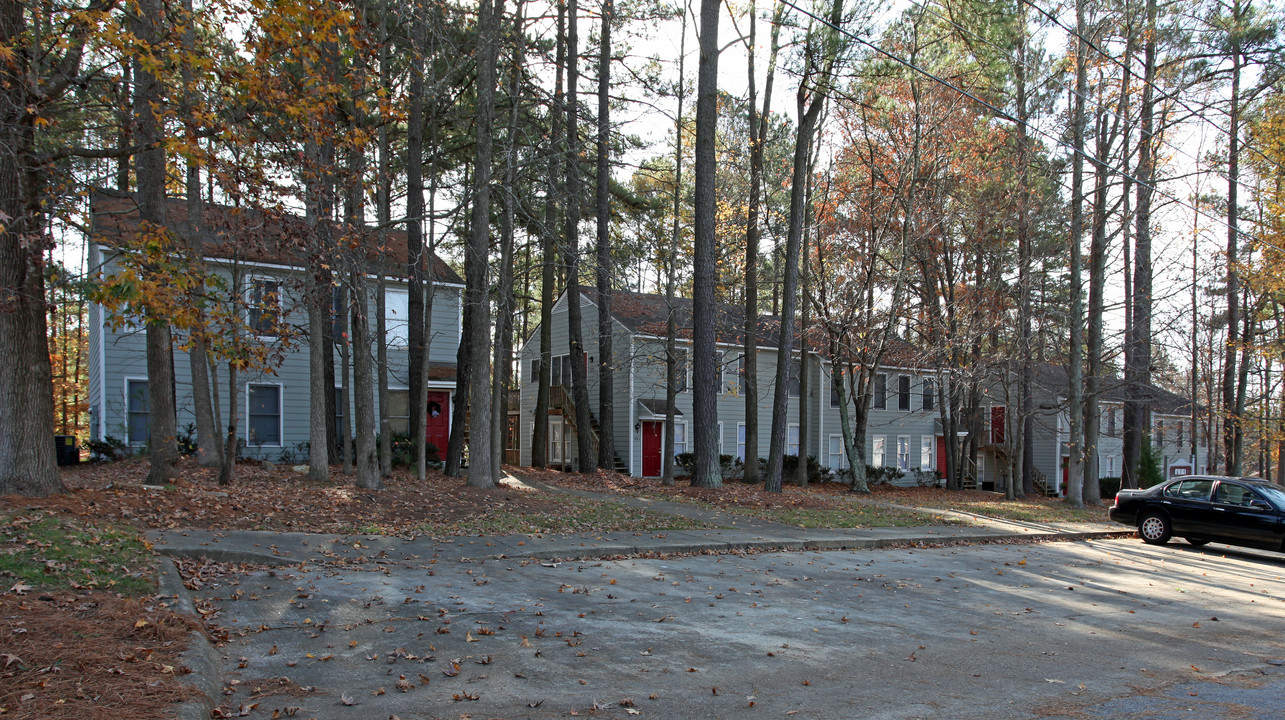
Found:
[1158,478,1216,536]
[1211,482,1282,548]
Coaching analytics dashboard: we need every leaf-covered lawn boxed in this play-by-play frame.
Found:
[871,486,1112,524]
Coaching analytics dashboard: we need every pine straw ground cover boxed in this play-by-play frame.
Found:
[518,467,1111,526]
[0,510,200,720]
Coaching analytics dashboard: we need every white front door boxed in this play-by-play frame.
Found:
[549,418,564,465]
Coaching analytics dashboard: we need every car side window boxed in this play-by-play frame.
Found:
[1214,483,1254,507]
[1163,479,1214,501]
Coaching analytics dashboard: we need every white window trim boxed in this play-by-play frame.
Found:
[385,385,411,436]
[788,356,801,398]
[872,434,886,468]
[671,421,689,459]
[245,381,285,448]
[920,435,934,471]
[788,422,801,457]
[123,376,149,445]
[737,422,747,462]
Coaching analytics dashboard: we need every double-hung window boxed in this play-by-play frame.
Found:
[897,376,911,411]
[871,435,886,468]
[247,384,282,447]
[126,379,149,444]
[921,378,935,411]
[788,424,800,457]
[249,278,281,337]
[897,435,911,471]
[385,288,409,347]
[873,374,887,410]
[672,422,688,457]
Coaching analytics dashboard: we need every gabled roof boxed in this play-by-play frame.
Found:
[574,287,924,367]
[91,193,464,285]
[1031,363,1197,416]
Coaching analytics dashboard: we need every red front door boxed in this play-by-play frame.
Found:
[642,421,663,477]
[425,391,450,456]
[936,435,946,478]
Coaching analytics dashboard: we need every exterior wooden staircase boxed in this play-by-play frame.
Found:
[549,386,628,473]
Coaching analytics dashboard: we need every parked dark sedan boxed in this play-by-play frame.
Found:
[1109,475,1285,551]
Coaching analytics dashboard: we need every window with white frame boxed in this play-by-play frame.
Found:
[789,357,802,397]
[873,374,887,410]
[897,435,911,470]
[920,436,934,470]
[675,347,689,392]
[830,367,844,408]
[828,434,847,470]
[126,379,149,444]
[721,354,741,394]
[897,376,911,411]
[248,277,281,337]
[386,389,410,435]
[247,384,282,446]
[550,353,572,387]
[871,435,886,468]
[385,288,409,346]
[737,423,747,462]
[672,422,688,458]
[921,378,935,411]
[788,423,800,457]
[1106,407,1117,435]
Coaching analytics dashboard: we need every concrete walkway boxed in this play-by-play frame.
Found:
[149,473,1127,568]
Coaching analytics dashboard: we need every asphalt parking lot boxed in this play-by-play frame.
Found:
[192,538,1285,719]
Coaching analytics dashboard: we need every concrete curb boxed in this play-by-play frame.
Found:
[157,556,222,720]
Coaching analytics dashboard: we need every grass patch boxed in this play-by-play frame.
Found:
[898,497,1108,524]
[718,502,968,529]
[424,498,710,537]
[0,511,155,595]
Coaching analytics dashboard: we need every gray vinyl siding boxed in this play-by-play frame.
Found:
[94,249,461,460]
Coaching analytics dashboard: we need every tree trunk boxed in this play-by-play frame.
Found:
[533,0,566,470]
[493,1,525,478]
[1124,0,1157,488]
[0,0,61,495]
[594,0,614,471]
[464,0,503,488]
[1222,11,1243,476]
[1064,0,1087,507]
[662,7,687,487]
[351,269,380,489]
[742,0,783,486]
[564,0,595,474]
[690,0,722,488]
[134,0,179,486]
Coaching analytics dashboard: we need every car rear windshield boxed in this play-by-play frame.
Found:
[1254,484,1285,510]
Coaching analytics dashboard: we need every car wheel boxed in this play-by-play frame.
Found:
[1138,512,1171,545]
[1185,537,1209,547]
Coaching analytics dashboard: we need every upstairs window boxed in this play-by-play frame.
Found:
[675,348,689,392]
[385,288,409,347]
[248,278,281,336]
[897,375,911,411]
[789,358,802,397]
[873,374,886,410]
[921,378,935,411]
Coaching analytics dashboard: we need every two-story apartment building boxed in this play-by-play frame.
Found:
[517,288,1208,494]
[87,194,464,461]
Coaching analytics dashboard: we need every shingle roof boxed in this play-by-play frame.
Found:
[1031,363,1197,415]
[91,193,463,285]
[577,287,924,366]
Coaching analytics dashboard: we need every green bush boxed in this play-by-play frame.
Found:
[1099,476,1121,498]
[1139,442,1163,488]
[864,464,904,486]
[783,454,831,484]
